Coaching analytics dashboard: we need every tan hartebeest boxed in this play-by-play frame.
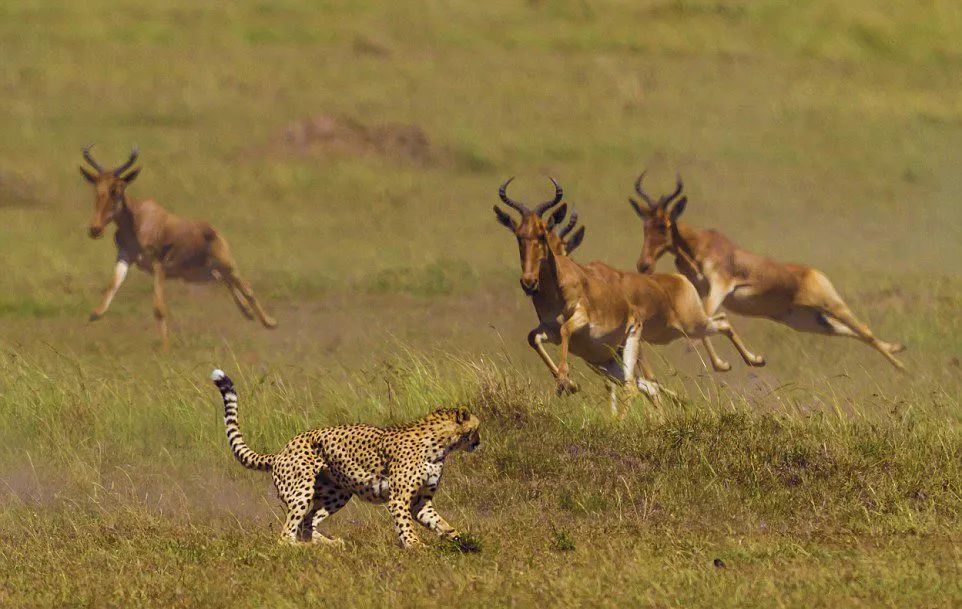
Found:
[494,178,764,414]
[80,146,276,347]
[629,172,906,370]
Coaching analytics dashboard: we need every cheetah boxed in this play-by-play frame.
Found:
[210,369,480,549]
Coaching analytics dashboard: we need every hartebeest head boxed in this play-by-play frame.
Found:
[493,177,570,295]
[628,172,687,273]
[79,145,141,239]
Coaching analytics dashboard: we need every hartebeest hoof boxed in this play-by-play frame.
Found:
[89,311,103,322]
[712,359,732,372]
[262,317,278,329]
[556,378,579,396]
[747,354,766,367]
[889,342,907,354]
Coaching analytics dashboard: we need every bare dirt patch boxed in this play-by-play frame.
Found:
[269,114,434,165]
[0,459,272,524]
[0,169,40,208]
[0,463,68,507]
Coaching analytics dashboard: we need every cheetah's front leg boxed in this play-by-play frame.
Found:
[387,490,424,549]
[411,492,458,539]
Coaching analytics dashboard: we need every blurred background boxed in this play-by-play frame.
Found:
[1,1,960,375]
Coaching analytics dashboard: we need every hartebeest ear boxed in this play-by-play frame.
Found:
[493,206,517,231]
[669,196,687,221]
[566,225,586,253]
[629,197,650,219]
[80,166,97,184]
[122,168,141,183]
[546,203,568,231]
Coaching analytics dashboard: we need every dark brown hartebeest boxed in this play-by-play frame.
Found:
[80,145,276,347]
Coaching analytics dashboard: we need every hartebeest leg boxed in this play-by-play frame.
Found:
[621,322,642,386]
[606,356,664,410]
[89,259,130,321]
[591,359,627,416]
[700,280,735,371]
[819,306,906,370]
[556,305,589,396]
[611,323,644,419]
[796,271,906,370]
[634,349,678,402]
[700,337,732,372]
[227,283,256,320]
[600,341,670,417]
[527,325,560,377]
[211,269,256,320]
[635,347,656,383]
[151,261,169,350]
[224,272,277,329]
[605,380,620,417]
[707,317,765,367]
[209,235,277,328]
[774,307,905,370]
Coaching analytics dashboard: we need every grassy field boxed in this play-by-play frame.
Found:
[2,0,962,606]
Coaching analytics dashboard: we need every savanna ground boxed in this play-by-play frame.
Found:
[1,1,962,607]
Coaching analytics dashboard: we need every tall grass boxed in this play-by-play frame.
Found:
[1,345,961,607]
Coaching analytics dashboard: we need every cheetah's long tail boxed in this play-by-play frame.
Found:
[210,369,275,472]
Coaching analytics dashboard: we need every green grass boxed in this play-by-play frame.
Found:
[1,351,961,607]
[1,0,961,607]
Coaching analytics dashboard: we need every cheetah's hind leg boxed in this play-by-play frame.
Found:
[299,487,352,547]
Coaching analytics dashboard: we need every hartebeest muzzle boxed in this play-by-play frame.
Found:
[637,248,666,273]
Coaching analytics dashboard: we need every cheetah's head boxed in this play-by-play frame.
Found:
[449,408,481,453]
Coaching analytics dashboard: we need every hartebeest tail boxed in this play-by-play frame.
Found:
[629,171,906,370]
[79,145,277,348]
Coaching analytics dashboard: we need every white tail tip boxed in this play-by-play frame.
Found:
[211,369,226,381]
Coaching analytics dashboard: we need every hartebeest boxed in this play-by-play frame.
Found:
[493,177,764,414]
[629,172,906,370]
[80,145,276,347]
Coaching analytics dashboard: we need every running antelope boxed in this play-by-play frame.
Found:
[493,178,763,414]
[629,172,906,370]
[80,145,276,347]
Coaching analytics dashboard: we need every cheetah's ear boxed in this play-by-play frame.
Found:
[455,408,470,424]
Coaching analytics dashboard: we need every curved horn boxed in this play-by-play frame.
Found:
[82,144,104,173]
[659,173,683,208]
[113,146,139,177]
[558,207,579,239]
[566,225,586,254]
[498,177,530,216]
[634,172,657,209]
[534,176,564,216]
